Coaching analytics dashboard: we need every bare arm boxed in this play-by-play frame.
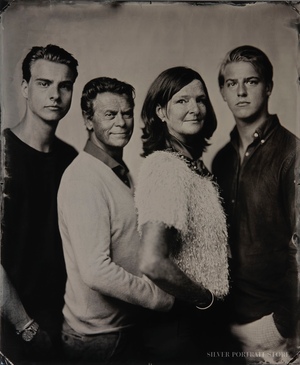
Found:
[139,221,212,306]
[0,264,32,332]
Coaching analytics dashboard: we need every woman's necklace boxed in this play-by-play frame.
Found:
[167,148,211,177]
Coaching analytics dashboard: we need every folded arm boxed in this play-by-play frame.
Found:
[139,221,212,306]
[58,180,173,312]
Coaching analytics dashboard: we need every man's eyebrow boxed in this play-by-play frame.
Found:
[104,109,117,113]
[59,80,74,86]
[35,78,52,82]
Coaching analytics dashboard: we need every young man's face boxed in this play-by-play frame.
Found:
[220,61,272,123]
[22,59,75,123]
[86,92,134,155]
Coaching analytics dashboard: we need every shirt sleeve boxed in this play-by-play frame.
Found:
[135,152,189,235]
[58,178,173,312]
[273,148,300,337]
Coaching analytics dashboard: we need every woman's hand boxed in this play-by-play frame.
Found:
[139,221,211,305]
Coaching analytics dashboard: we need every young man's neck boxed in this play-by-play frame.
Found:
[235,111,270,162]
[12,113,59,153]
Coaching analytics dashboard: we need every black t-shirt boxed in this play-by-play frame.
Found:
[1,128,78,332]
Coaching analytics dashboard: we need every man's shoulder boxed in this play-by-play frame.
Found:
[277,124,300,143]
[212,141,233,163]
[54,137,78,156]
[272,123,300,155]
[60,150,108,183]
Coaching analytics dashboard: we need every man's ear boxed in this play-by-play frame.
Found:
[21,80,29,99]
[266,81,273,97]
[156,104,167,122]
[83,114,93,131]
[220,86,227,102]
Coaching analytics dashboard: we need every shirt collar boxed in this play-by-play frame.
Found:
[230,114,280,148]
[84,139,129,176]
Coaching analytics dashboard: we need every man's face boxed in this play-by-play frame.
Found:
[86,92,134,155]
[221,61,272,123]
[22,59,75,123]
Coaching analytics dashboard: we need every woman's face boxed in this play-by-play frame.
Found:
[157,79,207,144]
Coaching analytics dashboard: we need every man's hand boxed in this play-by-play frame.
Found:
[23,328,54,359]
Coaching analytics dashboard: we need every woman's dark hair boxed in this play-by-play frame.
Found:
[141,66,217,157]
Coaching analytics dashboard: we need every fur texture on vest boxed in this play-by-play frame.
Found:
[135,151,229,298]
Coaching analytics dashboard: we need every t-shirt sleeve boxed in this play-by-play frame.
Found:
[135,152,188,234]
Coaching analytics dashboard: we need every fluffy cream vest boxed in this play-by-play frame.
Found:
[135,151,229,298]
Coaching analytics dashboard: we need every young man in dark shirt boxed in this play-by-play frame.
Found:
[212,45,299,364]
[1,44,78,362]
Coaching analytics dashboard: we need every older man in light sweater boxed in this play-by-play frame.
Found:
[58,77,173,363]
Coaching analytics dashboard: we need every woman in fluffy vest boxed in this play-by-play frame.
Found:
[135,66,230,363]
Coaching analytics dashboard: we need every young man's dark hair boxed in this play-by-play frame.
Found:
[22,44,78,82]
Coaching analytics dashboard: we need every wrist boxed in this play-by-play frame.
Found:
[15,317,34,334]
[16,319,39,342]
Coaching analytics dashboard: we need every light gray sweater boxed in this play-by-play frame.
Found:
[58,151,173,335]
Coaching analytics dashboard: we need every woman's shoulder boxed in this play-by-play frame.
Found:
[141,150,186,171]
[137,151,190,192]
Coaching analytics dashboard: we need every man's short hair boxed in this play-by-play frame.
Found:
[22,44,78,82]
[81,77,135,120]
[218,45,273,88]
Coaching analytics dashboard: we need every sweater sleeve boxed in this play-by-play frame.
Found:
[58,178,174,312]
[135,152,189,234]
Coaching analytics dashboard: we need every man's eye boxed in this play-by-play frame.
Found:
[246,79,258,86]
[226,81,236,88]
[60,84,72,91]
[123,112,133,119]
[177,99,187,104]
[38,81,49,87]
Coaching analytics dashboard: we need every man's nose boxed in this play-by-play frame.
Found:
[115,113,126,127]
[49,86,60,101]
[237,83,247,97]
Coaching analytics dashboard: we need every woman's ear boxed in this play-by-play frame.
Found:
[156,104,166,122]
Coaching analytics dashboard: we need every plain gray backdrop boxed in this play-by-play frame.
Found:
[1,1,299,183]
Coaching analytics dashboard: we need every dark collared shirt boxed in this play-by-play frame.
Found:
[212,115,299,337]
[84,140,131,188]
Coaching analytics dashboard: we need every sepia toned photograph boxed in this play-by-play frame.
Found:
[0,1,299,364]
